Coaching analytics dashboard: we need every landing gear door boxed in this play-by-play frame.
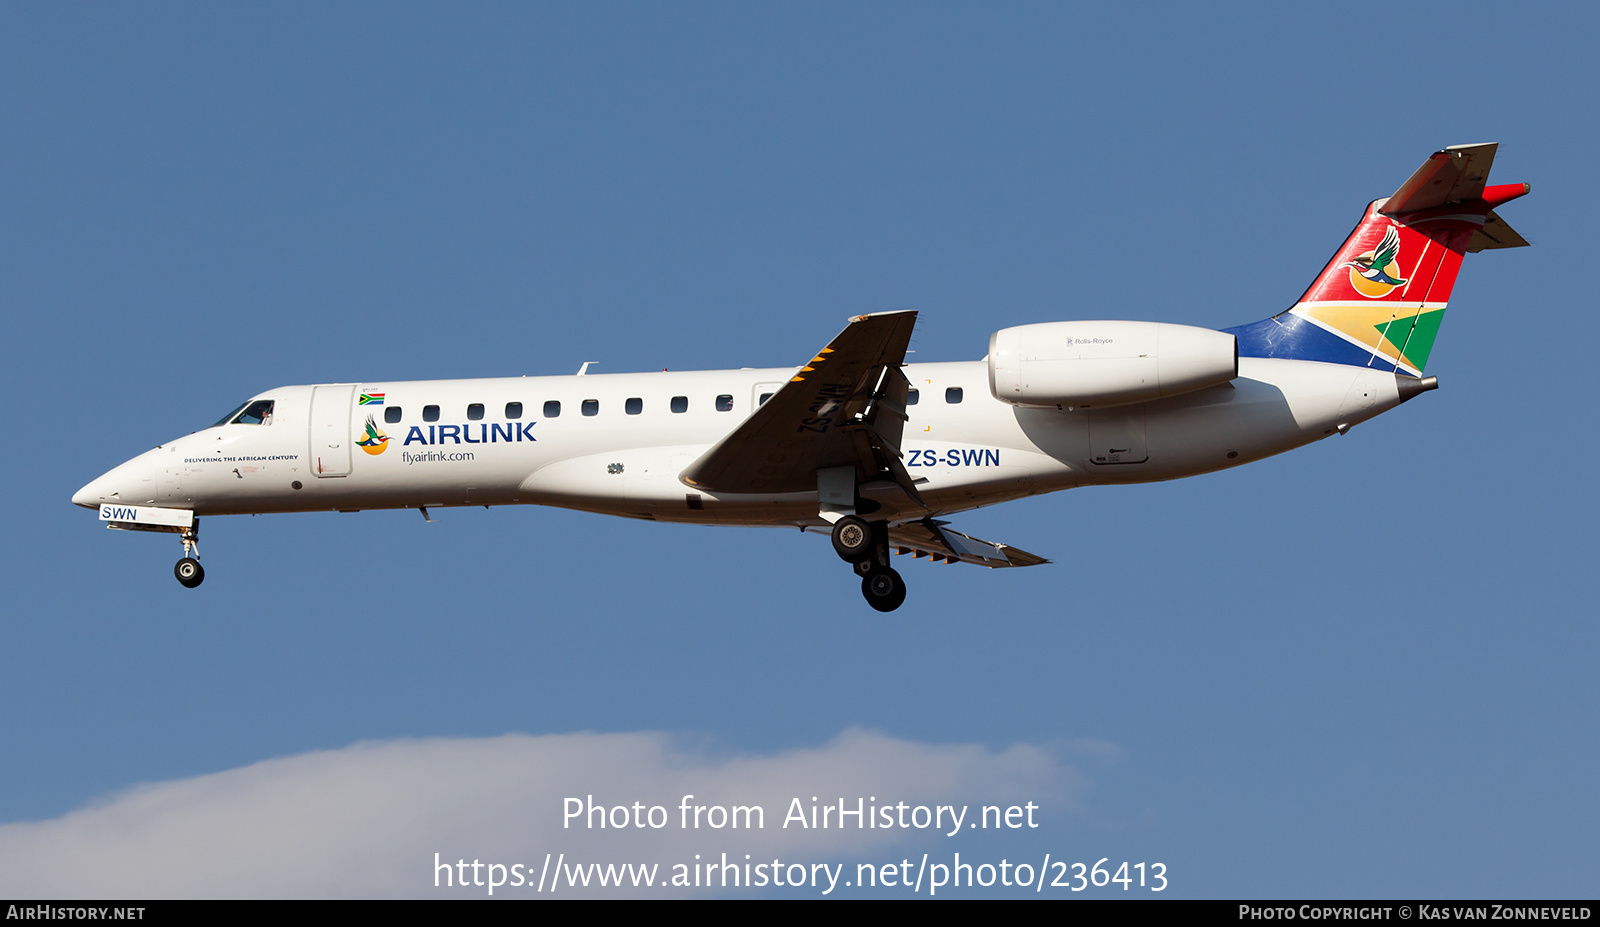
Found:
[310,385,355,478]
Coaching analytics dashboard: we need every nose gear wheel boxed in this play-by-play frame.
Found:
[174,557,204,588]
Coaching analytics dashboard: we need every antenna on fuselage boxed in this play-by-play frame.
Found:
[577,361,598,375]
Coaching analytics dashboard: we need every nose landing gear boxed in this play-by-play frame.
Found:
[831,516,905,612]
[174,525,203,588]
[175,557,204,588]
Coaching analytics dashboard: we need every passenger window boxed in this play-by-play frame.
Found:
[423,405,440,422]
[945,387,963,404]
[671,396,688,413]
[233,399,275,425]
[716,394,734,412]
[759,393,773,406]
[467,403,485,421]
[505,402,523,419]
[906,389,919,405]
[625,397,642,415]
[582,399,599,416]
[544,400,561,418]
[384,407,402,424]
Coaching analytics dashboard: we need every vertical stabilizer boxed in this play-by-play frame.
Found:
[1226,144,1527,376]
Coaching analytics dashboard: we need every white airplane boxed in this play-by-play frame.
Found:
[73,144,1528,611]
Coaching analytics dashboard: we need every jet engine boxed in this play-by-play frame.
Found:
[988,321,1237,409]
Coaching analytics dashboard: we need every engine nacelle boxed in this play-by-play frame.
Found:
[988,321,1237,409]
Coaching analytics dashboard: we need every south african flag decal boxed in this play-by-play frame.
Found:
[359,392,386,405]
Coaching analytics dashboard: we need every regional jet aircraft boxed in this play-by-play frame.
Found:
[73,144,1529,611]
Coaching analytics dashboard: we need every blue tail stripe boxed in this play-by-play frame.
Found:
[1223,314,1403,374]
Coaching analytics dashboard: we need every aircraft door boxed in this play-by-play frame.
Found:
[309,385,355,478]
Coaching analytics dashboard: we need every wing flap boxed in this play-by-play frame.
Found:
[886,519,1050,569]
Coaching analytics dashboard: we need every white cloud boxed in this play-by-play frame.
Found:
[0,728,1091,898]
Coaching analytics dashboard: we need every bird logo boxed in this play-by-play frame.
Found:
[1344,225,1409,298]
[356,414,391,456]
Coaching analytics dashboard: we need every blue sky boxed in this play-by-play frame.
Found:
[2,2,1594,898]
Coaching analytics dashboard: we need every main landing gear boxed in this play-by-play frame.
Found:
[831,515,905,612]
[174,524,204,588]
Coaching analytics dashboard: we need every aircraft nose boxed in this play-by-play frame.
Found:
[73,450,162,510]
[73,474,113,509]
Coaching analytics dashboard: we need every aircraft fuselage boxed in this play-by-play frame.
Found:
[74,356,1406,527]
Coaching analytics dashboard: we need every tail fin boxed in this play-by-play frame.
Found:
[1226,143,1528,376]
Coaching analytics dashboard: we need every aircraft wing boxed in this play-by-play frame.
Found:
[801,519,1050,568]
[680,311,920,497]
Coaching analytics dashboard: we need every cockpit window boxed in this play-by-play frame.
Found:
[234,400,275,424]
[214,399,274,426]
[213,402,250,427]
